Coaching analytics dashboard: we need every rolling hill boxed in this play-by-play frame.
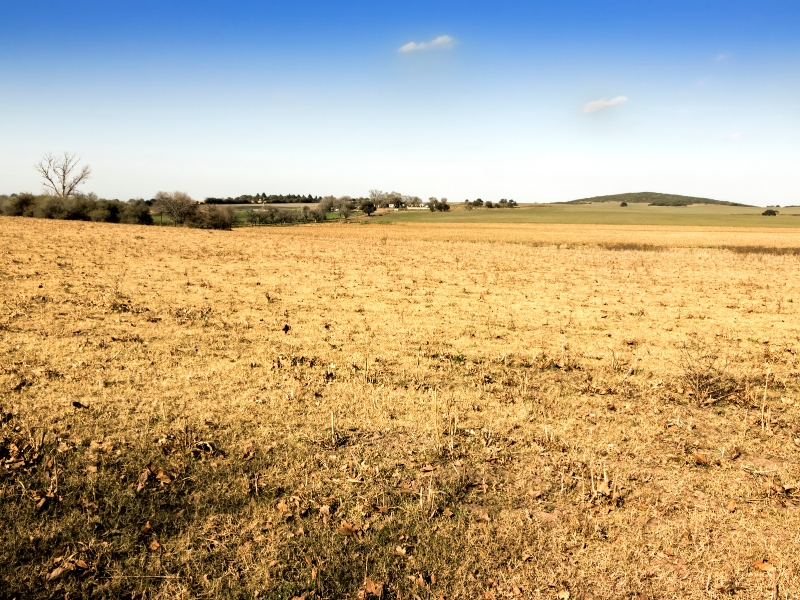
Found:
[563,192,751,207]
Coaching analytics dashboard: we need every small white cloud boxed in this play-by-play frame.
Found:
[731,132,742,140]
[716,53,731,61]
[398,35,455,53]
[583,96,628,114]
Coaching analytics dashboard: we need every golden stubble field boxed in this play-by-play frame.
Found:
[1,217,799,600]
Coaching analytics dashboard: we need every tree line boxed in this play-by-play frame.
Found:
[1,153,523,231]
[205,193,320,204]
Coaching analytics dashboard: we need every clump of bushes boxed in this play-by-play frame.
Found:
[428,197,451,212]
[245,206,316,226]
[0,193,153,225]
[762,209,778,216]
[463,198,517,208]
[192,205,234,230]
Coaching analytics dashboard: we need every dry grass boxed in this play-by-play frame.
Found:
[1,217,799,600]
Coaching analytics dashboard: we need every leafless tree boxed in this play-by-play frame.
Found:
[369,189,386,206]
[34,152,91,197]
[152,191,197,225]
[335,196,354,219]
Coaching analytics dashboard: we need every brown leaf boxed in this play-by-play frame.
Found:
[140,520,153,536]
[72,401,89,409]
[136,468,150,492]
[536,510,559,524]
[691,452,708,466]
[442,507,454,518]
[242,445,256,460]
[74,559,88,570]
[726,500,736,512]
[752,560,776,573]
[395,545,407,555]
[155,469,172,485]
[596,480,611,496]
[557,591,570,600]
[85,465,98,474]
[364,578,384,597]
[46,564,74,581]
[421,464,435,472]
[337,521,358,537]
[148,540,160,551]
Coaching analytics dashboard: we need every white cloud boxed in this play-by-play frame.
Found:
[716,53,731,61]
[398,35,455,53]
[583,96,628,114]
[731,132,742,140]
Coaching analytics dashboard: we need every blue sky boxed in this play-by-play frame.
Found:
[1,1,799,204]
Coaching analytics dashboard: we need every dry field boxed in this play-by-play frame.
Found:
[1,217,800,600]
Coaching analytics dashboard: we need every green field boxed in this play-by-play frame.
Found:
[373,202,800,227]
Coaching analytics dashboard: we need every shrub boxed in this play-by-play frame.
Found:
[360,200,377,216]
[120,201,154,225]
[1,193,37,216]
[762,209,778,216]
[620,201,628,207]
[192,205,234,230]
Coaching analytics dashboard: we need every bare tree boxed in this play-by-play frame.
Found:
[152,191,197,225]
[34,152,92,198]
[335,196,353,219]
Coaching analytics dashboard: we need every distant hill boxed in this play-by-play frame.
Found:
[563,192,751,207]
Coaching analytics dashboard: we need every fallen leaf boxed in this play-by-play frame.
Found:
[421,464,435,472]
[148,540,160,551]
[396,545,407,555]
[442,507,454,518]
[46,564,74,581]
[74,559,88,570]
[691,452,708,466]
[72,401,89,409]
[136,468,150,492]
[337,521,358,537]
[596,480,611,496]
[726,500,736,512]
[752,560,776,573]
[85,465,98,474]
[140,521,153,536]
[155,469,171,484]
[364,578,384,597]
[242,445,256,460]
[536,510,559,524]
[557,591,570,600]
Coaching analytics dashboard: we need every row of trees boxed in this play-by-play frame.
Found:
[205,193,320,204]
[464,198,518,209]
[151,191,234,229]
[0,193,153,224]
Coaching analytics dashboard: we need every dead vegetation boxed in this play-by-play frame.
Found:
[1,217,799,599]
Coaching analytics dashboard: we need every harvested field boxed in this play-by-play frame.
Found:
[1,217,800,599]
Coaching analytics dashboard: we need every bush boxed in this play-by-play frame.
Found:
[0,193,37,216]
[620,201,628,207]
[762,209,778,216]
[0,193,154,226]
[192,205,234,230]
[120,201,154,225]
[360,200,377,216]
